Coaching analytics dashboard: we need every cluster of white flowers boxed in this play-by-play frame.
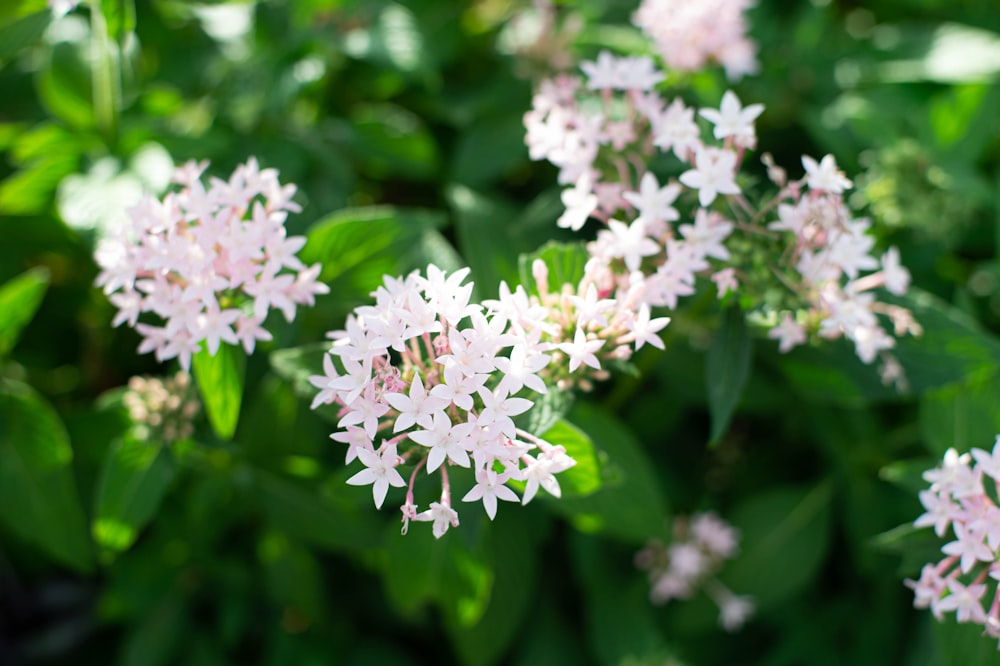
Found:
[907,439,1000,646]
[309,266,585,538]
[526,50,919,386]
[632,0,758,80]
[122,371,200,443]
[636,512,755,631]
[94,159,328,370]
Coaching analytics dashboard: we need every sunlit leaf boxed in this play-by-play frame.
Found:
[192,344,245,441]
[92,435,176,561]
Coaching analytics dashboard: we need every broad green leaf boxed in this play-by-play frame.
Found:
[706,306,752,446]
[92,435,176,561]
[300,206,447,293]
[121,593,188,666]
[0,10,50,62]
[550,404,668,542]
[517,241,590,295]
[723,482,833,612]
[536,419,601,498]
[0,266,49,358]
[879,457,938,496]
[192,344,245,441]
[252,469,381,553]
[919,373,1000,456]
[0,381,93,572]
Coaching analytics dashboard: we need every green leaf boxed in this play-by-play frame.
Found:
[252,469,381,553]
[450,114,530,187]
[99,0,136,44]
[777,288,1000,404]
[706,306,752,446]
[0,381,93,572]
[0,266,48,359]
[445,514,540,666]
[192,344,245,441]
[520,387,574,439]
[37,40,96,130]
[447,186,566,298]
[549,404,668,542]
[537,419,601,498]
[919,373,1000,456]
[0,10,50,62]
[517,241,590,295]
[349,103,440,180]
[932,615,1000,666]
[383,522,446,616]
[300,206,447,292]
[723,481,833,612]
[92,435,176,561]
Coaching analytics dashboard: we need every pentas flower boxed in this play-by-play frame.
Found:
[310,266,580,538]
[94,159,328,370]
[525,43,919,388]
[906,437,1000,648]
[632,0,758,80]
[122,371,200,444]
[636,511,754,632]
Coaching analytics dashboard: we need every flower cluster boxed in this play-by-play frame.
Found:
[122,371,200,443]
[632,0,758,80]
[906,439,1000,645]
[94,158,328,370]
[526,49,919,386]
[309,265,580,538]
[636,511,754,631]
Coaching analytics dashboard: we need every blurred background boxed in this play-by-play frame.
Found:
[1,0,1000,664]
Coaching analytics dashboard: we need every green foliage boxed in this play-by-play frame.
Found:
[192,344,246,441]
[0,380,93,572]
[0,266,49,358]
[706,306,752,446]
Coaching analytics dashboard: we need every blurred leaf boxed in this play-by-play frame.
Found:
[550,404,668,542]
[99,0,136,44]
[0,10,50,62]
[446,514,540,666]
[341,3,430,77]
[536,419,602,498]
[258,532,327,626]
[878,23,1000,84]
[92,435,176,561]
[252,469,381,553]
[571,533,666,665]
[0,123,83,215]
[880,457,938,496]
[0,380,93,572]
[120,592,187,666]
[192,344,245,441]
[724,482,833,612]
[383,522,444,616]
[919,373,1000,456]
[349,103,439,180]
[779,288,1000,403]
[932,616,1000,666]
[517,241,589,295]
[0,266,49,359]
[270,343,328,401]
[37,40,95,129]
[446,185,526,295]
[706,306,752,446]
[450,114,529,187]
